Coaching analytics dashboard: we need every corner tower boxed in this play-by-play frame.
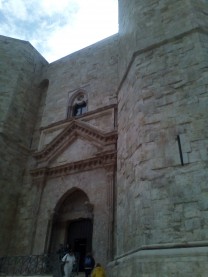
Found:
[0,35,48,255]
[114,0,208,276]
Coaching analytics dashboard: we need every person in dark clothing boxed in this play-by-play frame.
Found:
[57,243,65,259]
[84,252,95,277]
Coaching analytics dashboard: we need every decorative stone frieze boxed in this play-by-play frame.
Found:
[30,151,116,179]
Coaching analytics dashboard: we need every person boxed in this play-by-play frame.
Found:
[92,263,106,277]
[62,249,76,277]
[84,252,95,277]
[57,244,66,276]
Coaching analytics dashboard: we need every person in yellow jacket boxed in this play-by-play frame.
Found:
[91,263,106,277]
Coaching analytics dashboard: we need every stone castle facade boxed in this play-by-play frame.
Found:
[0,0,208,276]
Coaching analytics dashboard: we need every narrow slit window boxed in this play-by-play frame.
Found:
[177,135,184,166]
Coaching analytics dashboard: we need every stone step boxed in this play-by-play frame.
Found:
[1,273,85,277]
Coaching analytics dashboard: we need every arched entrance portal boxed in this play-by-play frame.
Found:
[49,188,93,271]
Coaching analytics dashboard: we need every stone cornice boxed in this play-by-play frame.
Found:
[117,26,207,95]
[40,104,117,131]
[30,151,116,179]
[33,120,117,163]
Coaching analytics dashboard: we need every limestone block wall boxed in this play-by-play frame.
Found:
[0,35,48,255]
[109,247,208,277]
[114,21,208,277]
[0,36,48,142]
[118,0,208,81]
[40,35,118,127]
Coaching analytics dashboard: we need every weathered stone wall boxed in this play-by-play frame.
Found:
[0,35,48,255]
[117,31,208,253]
[118,0,208,80]
[109,247,208,277]
[40,35,118,128]
[0,36,48,141]
[115,0,208,275]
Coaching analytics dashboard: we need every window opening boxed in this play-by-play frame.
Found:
[73,101,87,116]
[67,91,88,118]
[177,135,184,166]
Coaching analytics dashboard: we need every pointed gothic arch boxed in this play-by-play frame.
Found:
[48,188,94,258]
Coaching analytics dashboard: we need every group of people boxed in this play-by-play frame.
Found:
[57,244,106,277]
[83,252,106,277]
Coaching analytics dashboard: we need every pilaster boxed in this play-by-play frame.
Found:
[30,171,47,254]
[105,164,116,261]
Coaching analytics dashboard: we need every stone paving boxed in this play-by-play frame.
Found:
[2,273,85,277]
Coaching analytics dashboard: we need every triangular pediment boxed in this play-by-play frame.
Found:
[49,137,99,167]
[33,120,117,165]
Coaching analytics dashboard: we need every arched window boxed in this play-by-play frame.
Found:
[67,90,88,118]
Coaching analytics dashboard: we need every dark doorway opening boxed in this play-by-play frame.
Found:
[74,238,87,271]
[67,219,93,272]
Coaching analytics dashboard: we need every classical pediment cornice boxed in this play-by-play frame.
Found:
[39,104,117,131]
[33,120,117,163]
[31,151,116,179]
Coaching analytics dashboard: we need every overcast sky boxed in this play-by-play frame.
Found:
[0,0,118,62]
